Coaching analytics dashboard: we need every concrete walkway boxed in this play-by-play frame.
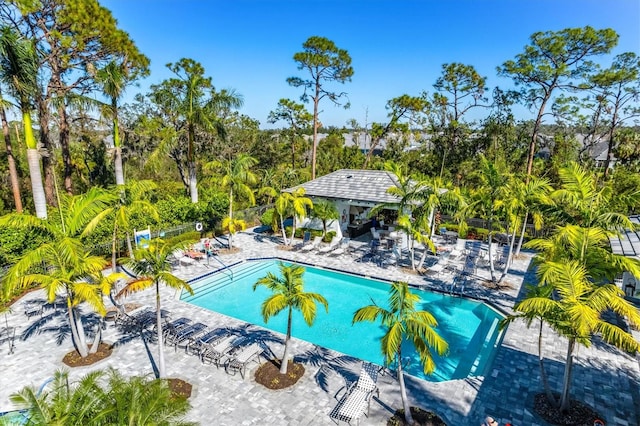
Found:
[1,229,639,425]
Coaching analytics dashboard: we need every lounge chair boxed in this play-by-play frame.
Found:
[165,322,208,350]
[160,317,191,339]
[319,236,342,254]
[329,362,380,425]
[329,238,351,257]
[224,342,264,378]
[185,328,228,356]
[300,236,323,252]
[296,231,312,249]
[201,334,241,366]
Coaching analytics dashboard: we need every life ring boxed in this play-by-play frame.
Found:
[195,222,203,232]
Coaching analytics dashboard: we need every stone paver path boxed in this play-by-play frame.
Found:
[1,228,638,425]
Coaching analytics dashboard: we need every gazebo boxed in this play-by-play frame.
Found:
[609,215,640,298]
[283,169,402,239]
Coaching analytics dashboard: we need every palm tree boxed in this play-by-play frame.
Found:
[275,188,313,246]
[0,26,47,218]
[310,200,339,237]
[253,262,328,374]
[94,59,133,186]
[353,282,448,425]
[220,216,247,250]
[118,238,194,378]
[9,368,195,426]
[108,180,160,271]
[205,153,257,249]
[464,156,510,284]
[0,87,22,212]
[151,58,243,203]
[1,188,119,358]
[96,369,194,425]
[512,260,640,412]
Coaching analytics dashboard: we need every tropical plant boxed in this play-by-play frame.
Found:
[118,238,194,378]
[274,188,313,246]
[464,156,510,283]
[205,153,257,248]
[0,26,47,218]
[108,180,160,271]
[352,281,448,425]
[0,87,22,212]
[220,216,247,249]
[149,58,243,203]
[310,200,339,237]
[94,59,136,186]
[9,368,194,426]
[253,262,328,374]
[510,260,640,412]
[0,188,120,357]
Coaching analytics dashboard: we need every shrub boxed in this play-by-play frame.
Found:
[261,208,276,228]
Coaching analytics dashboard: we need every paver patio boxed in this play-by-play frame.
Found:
[1,228,639,425]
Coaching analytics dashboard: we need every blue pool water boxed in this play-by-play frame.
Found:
[181,260,504,381]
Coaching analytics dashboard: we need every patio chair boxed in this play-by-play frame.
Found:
[224,342,264,379]
[329,362,380,425]
[300,236,323,252]
[165,322,208,350]
[296,231,312,249]
[201,334,241,366]
[319,236,342,254]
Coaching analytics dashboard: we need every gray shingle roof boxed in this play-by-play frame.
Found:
[284,169,401,204]
[610,215,640,258]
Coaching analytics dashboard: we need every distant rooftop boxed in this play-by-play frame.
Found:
[610,215,640,258]
[284,169,401,205]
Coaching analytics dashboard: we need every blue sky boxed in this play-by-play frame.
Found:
[102,0,640,129]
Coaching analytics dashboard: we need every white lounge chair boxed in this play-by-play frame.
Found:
[201,335,240,366]
[319,236,342,254]
[224,342,264,379]
[300,236,322,252]
[329,362,379,425]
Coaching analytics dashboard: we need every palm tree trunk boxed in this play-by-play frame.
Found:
[89,321,102,354]
[156,282,166,378]
[280,214,288,245]
[538,319,556,405]
[487,221,496,283]
[188,161,198,203]
[280,308,293,374]
[126,232,134,259]
[1,105,23,212]
[114,146,125,186]
[114,116,125,185]
[289,216,297,247]
[397,352,414,425]
[559,338,576,412]
[497,224,516,284]
[515,211,528,256]
[67,298,89,358]
[26,148,48,219]
[112,223,119,272]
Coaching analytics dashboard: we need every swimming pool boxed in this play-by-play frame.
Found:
[181,259,504,382]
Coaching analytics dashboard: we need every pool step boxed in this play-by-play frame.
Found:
[468,317,500,376]
[182,261,273,303]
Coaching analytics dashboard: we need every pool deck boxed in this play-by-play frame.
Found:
[1,229,639,425]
